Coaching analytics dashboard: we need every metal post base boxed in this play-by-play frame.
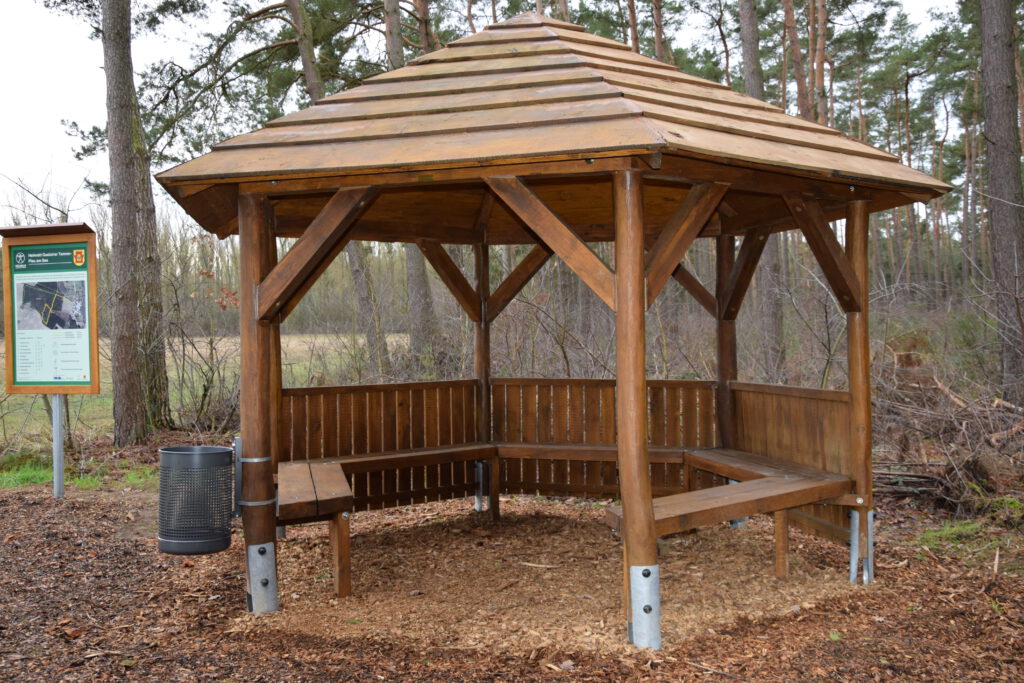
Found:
[628,565,661,650]
[474,461,485,512]
[246,542,280,613]
[848,509,875,585]
[474,460,492,513]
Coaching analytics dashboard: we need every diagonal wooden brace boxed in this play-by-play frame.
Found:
[418,241,482,323]
[257,186,378,322]
[783,194,863,313]
[670,264,717,316]
[486,176,616,310]
[645,182,729,308]
[719,226,771,320]
[486,244,552,323]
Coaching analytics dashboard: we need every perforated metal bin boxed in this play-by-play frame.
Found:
[158,446,234,555]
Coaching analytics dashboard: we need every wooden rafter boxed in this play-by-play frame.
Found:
[671,264,717,316]
[783,194,863,313]
[418,241,482,323]
[257,186,377,322]
[486,244,553,322]
[719,226,771,321]
[474,191,495,237]
[645,182,729,307]
[486,176,616,310]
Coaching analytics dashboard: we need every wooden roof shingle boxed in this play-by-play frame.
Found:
[156,12,948,236]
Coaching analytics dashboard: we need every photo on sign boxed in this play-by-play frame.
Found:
[15,280,86,330]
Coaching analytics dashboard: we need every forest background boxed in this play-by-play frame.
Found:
[1,0,1022,521]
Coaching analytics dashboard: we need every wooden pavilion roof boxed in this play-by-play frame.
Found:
[156,12,948,241]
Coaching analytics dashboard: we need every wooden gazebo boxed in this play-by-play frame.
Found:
[157,13,948,649]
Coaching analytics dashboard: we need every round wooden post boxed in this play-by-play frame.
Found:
[474,240,499,518]
[715,235,738,449]
[474,242,491,443]
[614,169,660,649]
[238,193,279,613]
[846,200,872,561]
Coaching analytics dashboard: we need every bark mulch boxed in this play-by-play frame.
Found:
[0,486,1021,681]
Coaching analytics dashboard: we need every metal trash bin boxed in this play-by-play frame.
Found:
[158,446,234,555]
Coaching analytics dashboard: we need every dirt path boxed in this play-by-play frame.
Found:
[0,486,1020,680]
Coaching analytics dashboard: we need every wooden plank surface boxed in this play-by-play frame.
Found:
[277,461,318,521]
[605,475,851,536]
[308,461,354,516]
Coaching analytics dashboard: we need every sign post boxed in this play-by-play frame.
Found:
[1,224,101,498]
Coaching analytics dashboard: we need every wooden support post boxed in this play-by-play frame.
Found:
[330,512,352,597]
[267,235,283,468]
[474,240,499,520]
[774,509,789,579]
[716,236,737,449]
[614,169,660,649]
[239,193,279,613]
[846,200,872,560]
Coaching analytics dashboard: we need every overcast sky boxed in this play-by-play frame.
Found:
[0,0,954,225]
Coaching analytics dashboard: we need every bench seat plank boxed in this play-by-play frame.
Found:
[684,447,850,482]
[605,475,851,537]
[309,460,354,516]
[494,442,685,464]
[277,461,319,521]
[324,443,497,474]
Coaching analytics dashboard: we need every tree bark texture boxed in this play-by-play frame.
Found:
[739,0,785,382]
[346,243,392,380]
[782,0,812,121]
[814,0,828,124]
[738,0,764,99]
[386,0,438,375]
[103,0,170,443]
[285,0,324,101]
[980,0,1024,403]
[651,0,668,63]
[625,0,639,52]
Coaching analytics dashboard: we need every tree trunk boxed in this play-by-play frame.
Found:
[625,0,639,52]
[285,0,324,101]
[346,243,392,380]
[287,0,395,379]
[814,0,827,124]
[782,0,812,120]
[651,0,668,63]
[738,0,764,98]
[103,0,166,444]
[396,0,438,374]
[557,0,570,22]
[416,0,431,50]
[740,0,785,382]
[980,0,1024,404]
[383,0,403,68]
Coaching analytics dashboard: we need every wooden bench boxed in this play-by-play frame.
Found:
[606,447,852,578]
[277,460,354,597]
[323,443,500,517]
[277,444,498,598]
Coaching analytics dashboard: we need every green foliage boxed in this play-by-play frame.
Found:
[0,461,53,488]
[123,464,159,490]
[918,520,984,550]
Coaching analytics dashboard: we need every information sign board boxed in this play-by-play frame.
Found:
[2,225,100,394]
